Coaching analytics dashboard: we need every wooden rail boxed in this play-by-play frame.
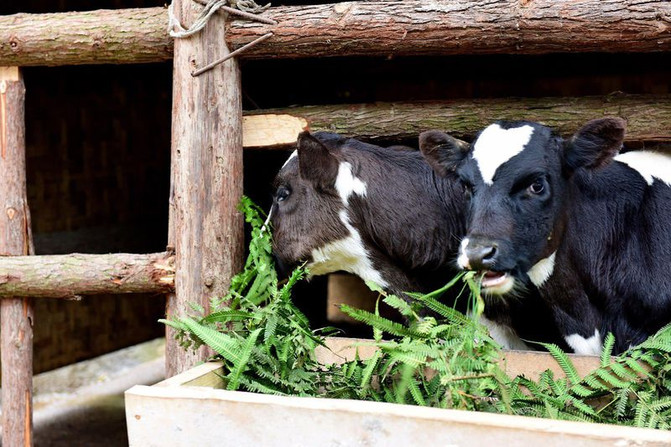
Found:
[1,0,670,66]
[0,252,174,299]
[242,94,671,148]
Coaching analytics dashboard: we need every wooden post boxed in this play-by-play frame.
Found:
[166,0,244,377]
[0,67,34,447]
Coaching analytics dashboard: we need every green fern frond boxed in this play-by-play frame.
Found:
[227,328,263,390]
[539,343,581,385]
[340,304,422,338]
[601,333,616,366]
[178,317,243,364]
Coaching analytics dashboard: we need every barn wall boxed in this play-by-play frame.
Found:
[22,63,172,373]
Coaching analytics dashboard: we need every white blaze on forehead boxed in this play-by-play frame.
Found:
[457,238,471,269]
[335,161,367,205]
[527,252,557,287]
[308,210,388,288]
[281,149,298,169]
[614,151,671,186]
[565,329,602,356]
[478,316,530,350]
[472,124,535,185]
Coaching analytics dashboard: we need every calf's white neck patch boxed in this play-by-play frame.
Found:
[335,162,367,205]
[478,316,530,350]
[473,124,535,185]
[614,151,671,186]
[565,329,602,356]
[308,210,388,288]
[527,252,556,287]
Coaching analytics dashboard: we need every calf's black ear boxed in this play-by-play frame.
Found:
[297,131,340,189]
[419,130,470,177]
[565,117,626,171]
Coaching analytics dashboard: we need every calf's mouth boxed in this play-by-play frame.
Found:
[478,270,515,295]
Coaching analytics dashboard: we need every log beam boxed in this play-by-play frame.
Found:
[166,0,244,377]
[242,94,671,148]
[0,252,174,299]
[1,1,670,66]
[0,67,34,447]
[0,8,172,66]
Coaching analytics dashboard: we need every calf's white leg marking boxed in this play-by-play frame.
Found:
[565,329,602,356]
[472,124,535,185]
[527,252,556,287]
[478,316,530,350]
[614,151,671,186]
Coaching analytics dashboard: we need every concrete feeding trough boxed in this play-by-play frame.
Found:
[125,338,671,447]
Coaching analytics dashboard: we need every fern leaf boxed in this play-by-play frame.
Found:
[159,318,186,331]
[540,343,580,385]
[179,317,242,364]
[600,333,616,366]
[201,310,257,324]
[407,378,426,406]
[360,351,381,393]
[383,294,414,318]
[340,305,422,338]
[594,368,630,389]
[227,328,263,390]
[624,357,653,378]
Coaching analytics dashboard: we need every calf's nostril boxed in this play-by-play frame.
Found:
[482,245,497,261]
[466,242,499,269]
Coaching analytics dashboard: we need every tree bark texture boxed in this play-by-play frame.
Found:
[228,0,671,60]
[244,94,671,147]
[0,8,172,66]
[166,0,244,377]
[0,252,174,299]
[0,67,34,447]
[1,1,670,66]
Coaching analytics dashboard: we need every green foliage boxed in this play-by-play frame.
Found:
[163,197,671,430]
[512,325,671,428]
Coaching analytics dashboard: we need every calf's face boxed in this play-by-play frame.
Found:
[271,131,401,290]
[271,132,352,276]
[421,118,626,296]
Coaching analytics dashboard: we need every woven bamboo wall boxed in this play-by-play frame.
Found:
[23,63,173,373]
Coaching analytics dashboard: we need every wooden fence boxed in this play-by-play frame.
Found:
[0,0,670,445]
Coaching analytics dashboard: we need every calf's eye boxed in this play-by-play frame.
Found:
[528,180,545,195]
[463,183,473,199]
[276,186,291,202]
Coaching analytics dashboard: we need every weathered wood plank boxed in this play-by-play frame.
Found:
[166,0,244,377]
[0,67,34,447]
[1,1,670,66]
[243,94,671,147]
[0,252,174,299]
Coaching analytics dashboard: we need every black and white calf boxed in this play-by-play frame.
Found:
[270,131,566,350]
[421,118,671,354]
